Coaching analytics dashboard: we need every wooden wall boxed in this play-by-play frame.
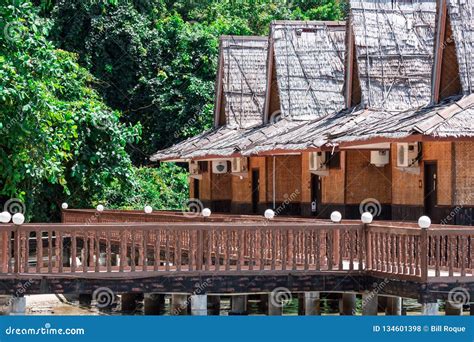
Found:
[424,141,453,205]
[391,144,423,206]
[345,150,391,205]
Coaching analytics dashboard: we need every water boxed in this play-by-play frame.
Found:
[24,295,466,316]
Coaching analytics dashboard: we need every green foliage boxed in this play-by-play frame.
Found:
[99,164,189,211]
[0,1,140,221]
[46,0,346,164]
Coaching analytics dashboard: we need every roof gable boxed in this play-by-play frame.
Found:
[350,0,437,110]
[271,21,347,121]
[218,36,269,129]
[447,0,474,94]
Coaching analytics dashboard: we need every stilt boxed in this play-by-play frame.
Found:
[207,295,221,316]
[421,302,439,316]
[78,293,92,306]
[171,294,189,315]
[230,295,248,315]
[121,293,142,312]
[258,294,268,313]
[341,293,356,315]
[298,292,320,315]
[385,297,402,316]
[190,295,207,316]
[144,294,165,315]
[9,297,26,315]
[268,292,283,316]
[445,301,463,315]
[362,292,378,316]
[470,303,474,316]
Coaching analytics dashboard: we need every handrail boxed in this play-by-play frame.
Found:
[0,221,473,283]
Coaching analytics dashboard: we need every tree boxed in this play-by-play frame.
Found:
[0,1,140,221]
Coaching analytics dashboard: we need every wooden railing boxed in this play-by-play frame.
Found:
[0,221,473,283]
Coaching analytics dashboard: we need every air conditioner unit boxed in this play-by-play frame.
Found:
[231,157,248,173]
[370,150,389,167]
[309,152,327,171]
[189,161,200,176]
[212,160,228,174]
[397,143,420,168]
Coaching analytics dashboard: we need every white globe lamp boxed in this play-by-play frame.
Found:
[264,209,275,220]
[0,211,11,224]
[330,211,342,223]
[144,205,153,214]
[202,208,211,217]
[12,213,25,225]
[418,216,431,229]
[96,204,104,212]
[61,202,68,210]
[361,212,373,224]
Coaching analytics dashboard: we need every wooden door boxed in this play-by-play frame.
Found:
[424,162,437,218]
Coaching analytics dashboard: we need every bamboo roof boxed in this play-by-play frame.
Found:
[350,0,436,110]
[271,21,346,120]
[448,0,474,94]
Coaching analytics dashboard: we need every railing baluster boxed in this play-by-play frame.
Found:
[82,233,88,273]
[71,231,77,273]
[119,230,125,272]
[57,231,63,273]
[315,229,320,271]
[143,229,148,272]
[24,230,29,273]
[461,235,466,277]
[131,230,136,272]
[48,230,53,273]
[154,230,160,271]
[165,229,170,272]
[95,230,100,272]
[175,230,181,272]
[106,230,112,272]
[435,235,440,277]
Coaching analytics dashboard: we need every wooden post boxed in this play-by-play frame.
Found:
[0,231,7,273]
[341,293,356,315]
[420,227,429,282]
[362,291,378,316]
[298,292,321,316]
[385,297,402,316]
[365,224,372,270]
[230,295,248,315]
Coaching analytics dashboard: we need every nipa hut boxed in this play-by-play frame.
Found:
[151,0,474,225]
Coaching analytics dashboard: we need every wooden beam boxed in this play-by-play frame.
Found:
[213,39,225,128]
[263,35,274,124]
[345,20,355,108]
[432,0,448,104]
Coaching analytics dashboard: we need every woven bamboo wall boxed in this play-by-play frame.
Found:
[454,141,474,206]
[345,150,391,205]
[390,144,423,206]
[267,155,302,202]
[322,152,346,204]
[231,171,252,202]
[201,163,212,201]
[211,172,233,201]
[301,152,311,202]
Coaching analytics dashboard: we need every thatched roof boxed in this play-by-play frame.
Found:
[350,0,436,110]
[272,21,346,120]
[447,0,474,94]
[220,36,269,128]
[242,94,474,154]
